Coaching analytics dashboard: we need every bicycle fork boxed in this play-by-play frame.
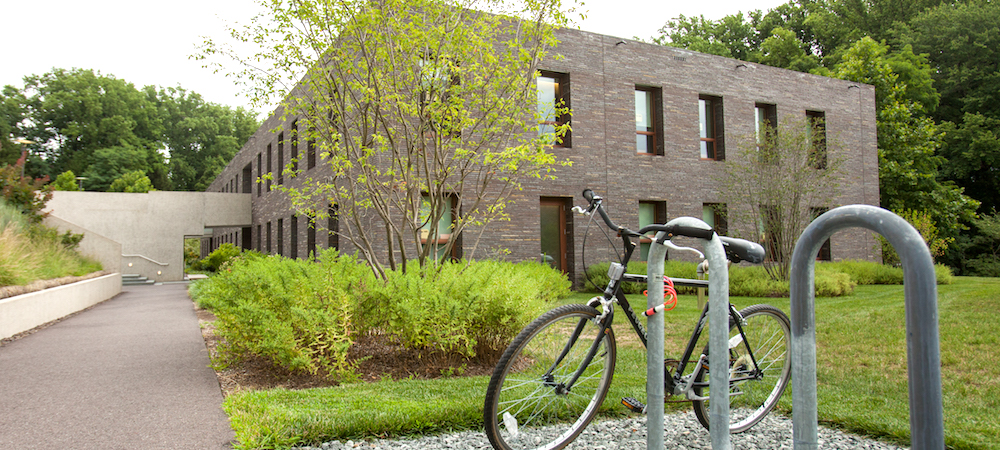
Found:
[542,312,613,394]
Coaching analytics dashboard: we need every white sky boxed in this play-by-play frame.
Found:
[1,0,788,118]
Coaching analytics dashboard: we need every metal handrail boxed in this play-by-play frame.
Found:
[121,254,170,266]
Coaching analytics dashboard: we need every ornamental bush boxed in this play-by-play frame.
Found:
[190,253,567,380]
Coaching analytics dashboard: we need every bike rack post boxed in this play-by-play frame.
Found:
[788,205,944,450]
[649,217,731,450]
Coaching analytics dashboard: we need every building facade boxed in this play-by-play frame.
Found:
[204,27,880,284]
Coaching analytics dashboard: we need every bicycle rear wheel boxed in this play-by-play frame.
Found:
[692,304,790,433]
[484,304,616,450]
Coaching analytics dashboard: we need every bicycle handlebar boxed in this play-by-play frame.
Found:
[580,189,766,264]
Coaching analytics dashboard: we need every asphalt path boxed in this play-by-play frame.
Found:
[0,284,234,449]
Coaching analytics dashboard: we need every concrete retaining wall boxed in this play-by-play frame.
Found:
[43,216,123,275]
[0,273,122,340]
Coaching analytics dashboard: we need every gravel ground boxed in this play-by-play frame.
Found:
[296,411,908,450]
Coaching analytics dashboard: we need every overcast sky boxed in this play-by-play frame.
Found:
[1,0,788,117]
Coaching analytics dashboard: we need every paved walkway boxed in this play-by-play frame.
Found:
[0,284,234,449]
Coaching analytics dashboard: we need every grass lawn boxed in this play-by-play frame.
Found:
[223,277,999,450]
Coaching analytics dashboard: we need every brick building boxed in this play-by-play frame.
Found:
[204,27,879,283]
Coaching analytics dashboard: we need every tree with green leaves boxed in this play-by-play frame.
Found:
[833,37,978,239]
[50,170,82,191]
[108,170,155,193]
[198,0,574,277]
[895,1,1000,212]
[151,87,259,191]
[21,68,166,185]
[0,86,28,167]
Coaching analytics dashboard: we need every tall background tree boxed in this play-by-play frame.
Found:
[654,0,996,274]
[1,68,258,192]
[198,0,575,277]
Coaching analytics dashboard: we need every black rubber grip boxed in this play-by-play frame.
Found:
[582,189,596,202]
[671,225,715,240]
[720,236,766,264]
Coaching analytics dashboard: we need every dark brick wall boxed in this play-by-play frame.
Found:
[205,27,880,283]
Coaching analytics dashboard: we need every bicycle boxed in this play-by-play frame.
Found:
[483,189,791,450]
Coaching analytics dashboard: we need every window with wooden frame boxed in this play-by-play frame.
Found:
[307,132,316,170]
[290,120,299,173]
[638,201,667,261]
[806,110,827,170]
[420,194,461,261]
[635,87,663,155]
[266,144,272,192]
[811,207,832,261]
[702,203,728,236]
[537,71,571,147]
[755,103,778,163]
[328,204,339,250]
[699,95,725,160]
[277,132,284,185]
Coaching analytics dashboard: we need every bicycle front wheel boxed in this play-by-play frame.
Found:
[692,304,791,433]
[483,304,616,450]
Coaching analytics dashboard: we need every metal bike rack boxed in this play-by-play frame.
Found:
[788,205,944,449]
[648,217,731,450]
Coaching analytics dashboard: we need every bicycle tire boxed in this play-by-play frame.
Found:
[484,304,616,450]
[691,304,791,433]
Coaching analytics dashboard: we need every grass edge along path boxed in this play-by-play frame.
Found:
[223,278,999,450]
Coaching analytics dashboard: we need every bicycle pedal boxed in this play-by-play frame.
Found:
[621,397,646,414]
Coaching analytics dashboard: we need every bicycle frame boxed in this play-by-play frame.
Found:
[549,208,765,399]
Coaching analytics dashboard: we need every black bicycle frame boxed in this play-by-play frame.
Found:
[548,208,765,393]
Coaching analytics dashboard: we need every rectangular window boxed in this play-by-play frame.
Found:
[540,198,571,272]
[755,103,778,164]
[266,221,272,253]
[290,215,298,259]
[277,218,284,256]
[635,87,663,155]
[243,164,252,194]
[806,110,827,169]
[702,203,728,236]
[420,194,460,260]
[755,103,778,144]
[307,132,316,170]
[537,72,571,147]
[638,201,667,261]
[699,95,724,160]
[277,132,284,185]
[256,153,262,196]
[811,207,832,261]
[307,214,317,258]
[328,204,339,250]
[266,144,272,192]
[291,121,299,174]
[241,226,251,250]
[256,224,262,252]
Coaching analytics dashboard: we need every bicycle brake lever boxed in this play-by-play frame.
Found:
[661,239,705,260]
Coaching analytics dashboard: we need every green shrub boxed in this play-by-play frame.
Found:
[584,259,858,297]
[819,260,903,285]
[191,249,374,380]
[818,260,952,285]
[199,243,243,272]
[363,260,565,358]
[190,253,563,379]
[934,263,954,285]
[0,161,52,224]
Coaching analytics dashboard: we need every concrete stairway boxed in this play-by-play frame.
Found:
[122,274,155,286]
